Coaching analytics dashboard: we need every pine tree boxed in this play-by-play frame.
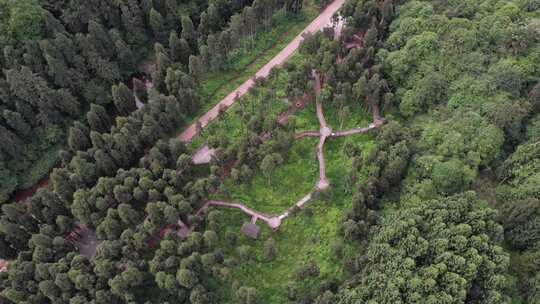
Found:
[87,104,111,132]
[0,126,23,158]
[169,32,191,64]
[50,89,81,117]
[88,20,114,59]
[198,12,211,37]
[120,0,147,45]
[165,0,179,26]
[181,15,197,51]
[112,83,136,115]
[68,122,91,151]
[188,55,203,83]
[149,8,165,42]
[113,34,135,75]
[2,110,31,138]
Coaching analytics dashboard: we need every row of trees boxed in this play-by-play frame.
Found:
[0,0,167,201]
[2,136,225,303]
[342,121,413,243]
[2,0,308,256]
[1,0,312,300]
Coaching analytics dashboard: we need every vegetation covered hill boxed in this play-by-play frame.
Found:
[1,0,539,303]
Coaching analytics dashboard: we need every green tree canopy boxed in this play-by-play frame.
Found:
[339,192,508,304]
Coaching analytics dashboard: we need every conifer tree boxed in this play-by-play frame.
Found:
[86,104,111,132]
[112,83,136,115]
[2,109,31,138]
[149,8,165,42]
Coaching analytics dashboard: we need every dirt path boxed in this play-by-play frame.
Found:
[198,200,282,229]
[196,71,334,230]
[295,131,320,139]
[178,0,346,143]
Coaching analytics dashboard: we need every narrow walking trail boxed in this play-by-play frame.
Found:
[178,0,346,143]
[197,201,282,230]
[313,71,331,190]
[195,68,385,232]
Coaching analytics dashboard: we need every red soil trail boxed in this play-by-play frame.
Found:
[312,70,331,190]
[12,177,50,203]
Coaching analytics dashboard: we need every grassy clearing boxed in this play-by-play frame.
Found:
[224,137,319,214]
[201,95,375,302]
[185,29,378,300]
[189,54,305,149]
[210,134,373,303]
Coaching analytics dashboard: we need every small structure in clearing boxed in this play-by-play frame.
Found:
[192,144,216,165]
[241,222,261,239]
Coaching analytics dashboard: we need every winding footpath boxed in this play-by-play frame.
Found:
[195,69,384,232]
[178,0,346,142]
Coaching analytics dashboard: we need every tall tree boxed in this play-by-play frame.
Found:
[169,32,191,64]
[86,103,111,132]
[68,121,91,151]
[112,83,136,115]
[149,8,166,42]
[181,15,197,51]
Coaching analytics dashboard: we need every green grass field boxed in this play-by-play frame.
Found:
[197,84,376,302]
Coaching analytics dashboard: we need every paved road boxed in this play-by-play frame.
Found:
[178,0,346,142]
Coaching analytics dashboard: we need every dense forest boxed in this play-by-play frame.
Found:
[1,0,540,303]
[0,0,303,202]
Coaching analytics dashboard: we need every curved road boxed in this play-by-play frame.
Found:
[178,0,346,142]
